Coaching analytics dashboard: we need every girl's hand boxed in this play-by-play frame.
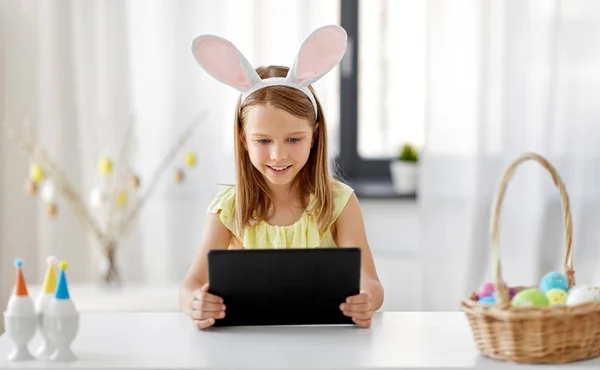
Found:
[190,283,226,329]
[340,290,373,328]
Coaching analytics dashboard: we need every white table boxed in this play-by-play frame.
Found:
[1,312,599,369]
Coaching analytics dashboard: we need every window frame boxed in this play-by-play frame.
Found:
[336,0,417,199]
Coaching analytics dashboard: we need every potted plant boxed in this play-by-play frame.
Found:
[389,143,419,194]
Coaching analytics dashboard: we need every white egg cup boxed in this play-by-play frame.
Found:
[44,312,79,362]
[35,313,56,359]
[3,313,38,361]
[35,293,55,359]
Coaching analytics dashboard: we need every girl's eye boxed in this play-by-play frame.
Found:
[288,138,301,143]
[256,139,270,144]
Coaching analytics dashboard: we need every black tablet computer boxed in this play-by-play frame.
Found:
[207,247,361,327]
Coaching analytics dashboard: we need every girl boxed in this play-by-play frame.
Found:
[179,25,384,329]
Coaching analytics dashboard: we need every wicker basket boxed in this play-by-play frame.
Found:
[461,152,600,364]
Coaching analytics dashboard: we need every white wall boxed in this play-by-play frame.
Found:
[0,137,3,333]
[360,199,421,311]
[0,137,41,333]
[360,199,419,255]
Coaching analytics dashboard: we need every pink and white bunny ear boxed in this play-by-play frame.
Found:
[191,35,261,92]
[286,25,348,86]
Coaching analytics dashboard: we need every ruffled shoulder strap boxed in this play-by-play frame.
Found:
[331,179,354,224]
[206,185,238,239]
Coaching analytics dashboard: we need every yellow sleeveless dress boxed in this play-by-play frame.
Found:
[206,180,354,249]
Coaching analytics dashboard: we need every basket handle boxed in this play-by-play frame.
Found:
[490,152,574,307]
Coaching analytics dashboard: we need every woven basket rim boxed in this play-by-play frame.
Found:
[462,295,600,319]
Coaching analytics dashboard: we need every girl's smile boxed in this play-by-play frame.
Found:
[266,165,292,174]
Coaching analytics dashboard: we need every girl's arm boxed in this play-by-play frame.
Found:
[178,213,232,317]
[335,193,385,315]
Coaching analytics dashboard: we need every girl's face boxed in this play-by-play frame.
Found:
[243,105,314,188]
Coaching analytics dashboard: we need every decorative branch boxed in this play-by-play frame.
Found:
[105,115,136,243]
[3,123,105,242]
[2,111,207,285]
[116,112,208,238]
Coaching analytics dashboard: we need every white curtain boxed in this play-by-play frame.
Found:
[0,0,341,317]
[419,0,600,310]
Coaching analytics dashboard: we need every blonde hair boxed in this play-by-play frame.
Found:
[233,65,334,238]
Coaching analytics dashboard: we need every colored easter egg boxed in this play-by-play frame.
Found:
[546,288,568,306]
[41,182,56,203]
[30,164,45,183]
[25,179,38,195]
[129,175,141,190]
[98,156,113,175]
[539,272,568,293]
[89,188,107,208]
[46,203,58,217]
[478,296,495,305]
[185,152,197,167]
[115,190,127,207]
[477,282,495,298]
[175,168,185,183]
[566,285,600,306]
[511,288,549,307]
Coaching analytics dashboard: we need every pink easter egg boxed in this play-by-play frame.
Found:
[477,282,495,298]
[509,287,518,299]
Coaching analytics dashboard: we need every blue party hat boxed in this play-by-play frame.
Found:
[55,260,70,300]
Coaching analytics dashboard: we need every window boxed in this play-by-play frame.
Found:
[336,0,426,198]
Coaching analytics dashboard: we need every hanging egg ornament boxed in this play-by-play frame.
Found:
[129,175,140,190]
[46,203,58,218]
[25,179,38,195]
[97,156,113,176]
[175,168,185,183]
[89,188,107,208]
[30,163,45,183]
[115,190,127,208]
[41,182,56,203]
[185,152,197,167]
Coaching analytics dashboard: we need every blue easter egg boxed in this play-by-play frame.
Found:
[478,296,496,305]
[540,272,568,293]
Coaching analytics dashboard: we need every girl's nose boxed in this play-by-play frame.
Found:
[270,143,287,161]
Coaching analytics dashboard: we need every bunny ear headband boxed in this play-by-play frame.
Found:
[191,25,348,120]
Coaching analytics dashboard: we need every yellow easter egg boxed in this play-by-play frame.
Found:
[185,152,197,167]
[115,190,127,207]
[30,164,45,183]
[98,156,113,175]
[546,288,568,306]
